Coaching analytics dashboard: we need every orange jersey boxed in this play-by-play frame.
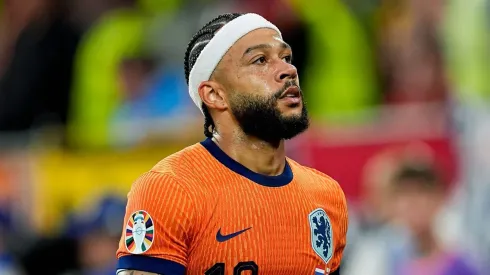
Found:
[117,138,348,275]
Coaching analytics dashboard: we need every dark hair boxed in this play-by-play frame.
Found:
[392,163,443,192]
[184,13,244,138]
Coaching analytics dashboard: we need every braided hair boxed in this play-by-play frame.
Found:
[184,13,244,138]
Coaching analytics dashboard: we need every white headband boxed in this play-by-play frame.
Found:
[188,13,282,113]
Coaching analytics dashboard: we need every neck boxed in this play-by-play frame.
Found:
[212,134,286,176]
[415,230,439,257]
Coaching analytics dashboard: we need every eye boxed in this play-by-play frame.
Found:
[283,55,293,64]
[253,56,267,65]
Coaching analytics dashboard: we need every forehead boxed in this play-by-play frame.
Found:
[226,28,285,58]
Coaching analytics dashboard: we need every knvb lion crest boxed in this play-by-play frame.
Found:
[308,208,334,264]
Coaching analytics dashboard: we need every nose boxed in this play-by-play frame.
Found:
[275,61,298,83]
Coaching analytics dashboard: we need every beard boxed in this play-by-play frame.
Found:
[229,82,310,146]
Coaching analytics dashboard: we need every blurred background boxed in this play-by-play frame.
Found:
[0,0,488,274]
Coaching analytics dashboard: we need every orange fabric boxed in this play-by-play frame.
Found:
[117,142,348,274]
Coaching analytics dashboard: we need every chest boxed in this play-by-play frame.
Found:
[186,182,339,274]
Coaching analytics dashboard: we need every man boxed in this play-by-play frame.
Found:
[116,13,348,275]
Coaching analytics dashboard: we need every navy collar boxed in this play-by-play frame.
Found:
[200,138,293,187]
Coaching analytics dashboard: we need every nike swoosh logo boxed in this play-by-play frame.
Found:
[216,227,252,242]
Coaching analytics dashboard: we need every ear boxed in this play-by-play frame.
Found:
[198,81,228,111]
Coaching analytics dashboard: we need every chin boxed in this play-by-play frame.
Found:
[281,105,303,115]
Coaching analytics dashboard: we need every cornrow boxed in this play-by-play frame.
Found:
[184,13,244,138]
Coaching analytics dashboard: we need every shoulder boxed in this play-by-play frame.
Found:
[124,146,205,232]
[288,158,348,220]
[130,143,215,203]
[139,142,212,187]
[129,143,209,200]
[150,142,206,176]
[289,158,345,197]
[289,159,349,270]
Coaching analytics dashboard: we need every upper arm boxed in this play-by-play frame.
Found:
[116,171,198,275]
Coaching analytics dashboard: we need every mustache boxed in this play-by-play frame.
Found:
[273,81,301,99]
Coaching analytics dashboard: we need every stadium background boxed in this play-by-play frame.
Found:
[0,0,488,274]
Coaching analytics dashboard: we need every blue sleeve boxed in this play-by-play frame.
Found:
[117,255,185,275]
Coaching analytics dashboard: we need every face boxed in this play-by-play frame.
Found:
[391,181,442,237]
[214,28,309,144]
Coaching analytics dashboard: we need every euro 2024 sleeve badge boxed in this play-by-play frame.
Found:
[125,210,154,254]
[309,208,334,265]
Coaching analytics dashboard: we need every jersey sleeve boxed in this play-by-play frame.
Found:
[116,171,198,274]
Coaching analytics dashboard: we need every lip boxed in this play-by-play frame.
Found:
[280,86,300,99]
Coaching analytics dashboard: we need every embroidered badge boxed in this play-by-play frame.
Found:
[125,210,154,254]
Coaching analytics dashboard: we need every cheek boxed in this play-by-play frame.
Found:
[395,195,438,226]
[237,68,276,94]
[421,197,441,219]
[393,197,412,217]
[241,77,273,96]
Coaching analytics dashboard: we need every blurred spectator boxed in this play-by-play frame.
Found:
[344,147,418,275]
[0,0,82,132]
[66,0,194,150]
[390,163,481,275]
[346,154,482,275]
[0,0,45,75]
[64,196,126,275]
[375,0,447,105]
[442,0,490,264]
[357,149,401,230]
[343,142,472,275]
[0,206,23,275]
[18,196,125,275]
[66,3,154,150]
